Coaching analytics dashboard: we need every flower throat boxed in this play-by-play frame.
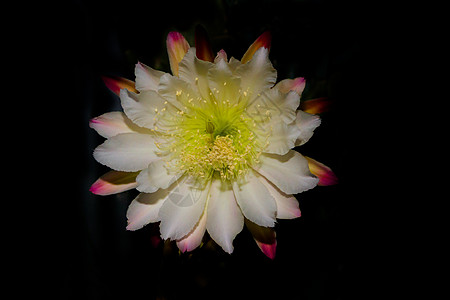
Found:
[153,88,269,182]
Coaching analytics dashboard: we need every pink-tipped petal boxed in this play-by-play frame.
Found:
[214,49,228,63]
[305,156,338,186]
[89,111,150,138]
[259,176,301,219]
[177,210,207,253]
[101,76,137,96]
[166,31,190,76]
[246,220,277,259]
[276,77,306,95]
[195,25,214,62]
[90,171,139,195]
[257,241,277,260]
[241,31,271,64]
[301,97,332,115]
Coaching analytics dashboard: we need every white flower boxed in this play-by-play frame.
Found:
[90,30,335,258]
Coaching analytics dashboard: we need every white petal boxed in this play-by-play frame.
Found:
[126,191,167,231]
[176,210,207,253]
[120,89,156,129]
[135,167,158,193]
[295,110,321,146]
[136,159,182,193]
[148,159,182,188]
[232,171,276,227]
[93,132,159,172]
[264,121,301,155]
[259,176,301,219]
[228,57,241,72]
[247,88,299,126]
[207,59,241,105]
[207,179,244,254]
[255,151,319,194]
[135,62,165,92]
[235,47,276,100]
[157,73,199,110]
[89,111,150,138]
[214,49,227,63]
[275,77,306,95]
[178,48,213,100]
[158,178,210,240]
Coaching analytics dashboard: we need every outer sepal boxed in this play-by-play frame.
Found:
[101,76,137,96]
[166,32,190,76]
[305,156,338,186]
[245,219,277,259]
[241,31,271,64]
[90,171,138,195]
[195,25,214,62]
[301,97,332,115]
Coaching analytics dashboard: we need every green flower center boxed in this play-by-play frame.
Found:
[154,85,268,182]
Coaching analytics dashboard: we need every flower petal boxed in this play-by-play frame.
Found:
[228,57,241,72]
[93,132,159,172]
[176,209,207,253]
[158,178,210,240]
[246,220,277,259]
[135,62,165,92]
[126,190,168,231]
[120,89,155,129]
[157,73,199,110]
[264,121,301,155]
[235,47,277,100]
[259,176,301,219]
[101,76,137,96]
[120,89,171,129]
[207,179,244,254]
[135,168,158,193]
[305,156,338,186]
[207,58,241,105]
[275,77,306,96]
[136,159,183,193]
[194,25,214,62]
[89,111,150,138]
[214,49,227,63]
[241,31,271,64]
[294,110,321,146]
[166,32,190,76]
[247,88,299,126]
[232,171,276,227]
[255,151,319,194]
[90,171,138,196]
[178,48,214,100]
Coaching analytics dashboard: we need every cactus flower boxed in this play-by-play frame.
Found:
[90,30,336,258]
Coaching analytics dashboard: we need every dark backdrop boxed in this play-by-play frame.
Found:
[43,0,389,299]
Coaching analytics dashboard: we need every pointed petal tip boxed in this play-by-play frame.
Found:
[241,30,272,64]
[167,31,184,42]
[305,157,338,186]
[276,77,306,95]
[89,183,98,194]
[101,75,137,96]
[90,171,139,196]
[257,31,272,49]
[89,117,100,125]
[166,31,190,76]
[258,241,277,259]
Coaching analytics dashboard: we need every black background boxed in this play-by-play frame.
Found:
[37,0,396,299]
